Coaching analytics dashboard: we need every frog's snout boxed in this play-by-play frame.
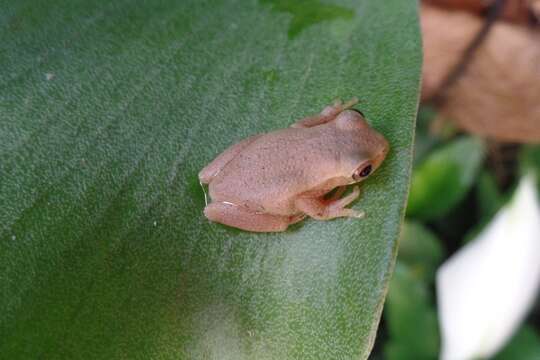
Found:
[374,137,390,169]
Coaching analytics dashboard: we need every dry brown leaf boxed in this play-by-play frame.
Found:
[425,0,538,24]
[421,4,540,143]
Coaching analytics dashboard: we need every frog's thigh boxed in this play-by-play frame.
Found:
[204,202,293,232]
[199,135,261,184]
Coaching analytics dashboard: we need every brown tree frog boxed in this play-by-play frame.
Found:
[199,98,389,232]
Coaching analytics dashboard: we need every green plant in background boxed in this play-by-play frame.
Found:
[382,221,442,360]
[407,136,486,220]
[397,221,443,282]
[382,104,540,359]
[0,1,421,359]
[494,326,540,360]
[521,146,540,182]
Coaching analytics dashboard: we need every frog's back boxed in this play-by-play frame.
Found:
[209,127,341,215]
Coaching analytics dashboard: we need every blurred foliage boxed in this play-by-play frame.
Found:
[462,170,507,244]
[494,326,540,360]
[384,263,440,360]
[413,106,441,164]
[398,220,443,282]
[383,221,442,359]
[414,106,457,164]
[520,146,540,187]
[476,171,505,222]
[381,119,540,358]
[407,136,486,220]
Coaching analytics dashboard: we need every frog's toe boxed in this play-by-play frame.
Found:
[348,209,365,219]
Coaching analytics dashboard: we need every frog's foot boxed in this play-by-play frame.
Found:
[295,186,364,220]
[327,186,347,201]
[323,97,359,116]
[327,186,364,218]
[204,202,302,232]
[292,97,359,128]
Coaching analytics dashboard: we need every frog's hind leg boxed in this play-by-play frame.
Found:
[199,135,262,184]
[295,186,364,220]
[291,97,359,128]
[204,202,302,232]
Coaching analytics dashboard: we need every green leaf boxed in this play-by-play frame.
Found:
[494,325,540,360]
[398,220,444,282]
[463,170,506,244]
[413,105,441,164]
[0,1,421,358]
[476,170,505,222]
[384,263,440,360]
[407,136,486,220]
[520,145,540,190]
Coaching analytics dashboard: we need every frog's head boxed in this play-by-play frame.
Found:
[335,109,390,183]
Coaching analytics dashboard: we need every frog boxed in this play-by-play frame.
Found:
[198,98,389,232]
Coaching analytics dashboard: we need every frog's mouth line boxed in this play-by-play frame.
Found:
[374,145,390,169]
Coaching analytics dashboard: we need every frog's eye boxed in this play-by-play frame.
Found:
[353,163,372,181]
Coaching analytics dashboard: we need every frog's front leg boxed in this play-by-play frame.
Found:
[327,186,347,201]
[295,186,364,220]
[204,202,305,232]
[199,135,261,184]
[291,97,359,128]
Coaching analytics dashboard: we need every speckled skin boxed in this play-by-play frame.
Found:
[199,99,389,232]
